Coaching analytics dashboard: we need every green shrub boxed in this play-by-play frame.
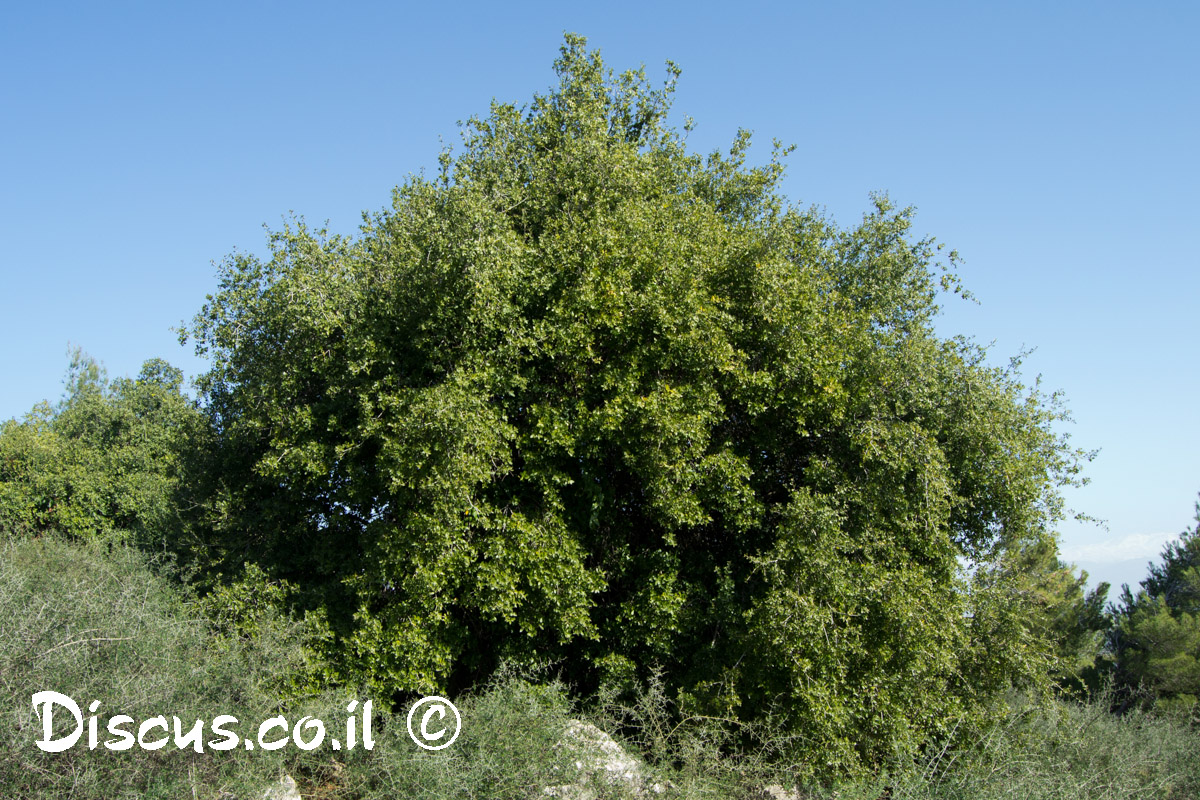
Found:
[0,352,201,547]
[3,537,1197,800]
[334,667,588,800]
[0,533,321,798]
[873,693,1200,800]
[0,535,635,799]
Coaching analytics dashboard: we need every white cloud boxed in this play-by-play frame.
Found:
[1060,532,1177,564]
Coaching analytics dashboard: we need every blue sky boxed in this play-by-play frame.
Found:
[1,2,1196,593]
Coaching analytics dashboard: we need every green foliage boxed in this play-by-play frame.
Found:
[180,35,1091,772]
[0,349,201,546]
[590,682,1200,800]
[0,533,316,798]
[4,530,1195,798]
[1111,498,1200,716]
[840,693,1200,800]
[966,536,1109,697]
[327,668,600,800]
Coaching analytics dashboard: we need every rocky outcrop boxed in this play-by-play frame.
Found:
[543,720,667,799]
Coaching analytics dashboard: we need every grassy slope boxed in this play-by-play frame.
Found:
[2,533,1197,799]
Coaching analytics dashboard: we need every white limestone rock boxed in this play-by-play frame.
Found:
[543,720,667,798]
[262,774,301,800]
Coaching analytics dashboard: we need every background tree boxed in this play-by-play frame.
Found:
[0,349,200,546]
[181,36,1091,772]
[965,535,1109,699]
[1110,498,1200,717]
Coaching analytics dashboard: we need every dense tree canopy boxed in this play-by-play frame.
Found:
[0,349,199,545]
[178,36,1090,770]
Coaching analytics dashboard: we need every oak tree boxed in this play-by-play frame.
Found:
[182,35,1090,771]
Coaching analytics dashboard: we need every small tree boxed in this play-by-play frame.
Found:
[0,349,200,545]
[1111,499,1200,716]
